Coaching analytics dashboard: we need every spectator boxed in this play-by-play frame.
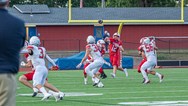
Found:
[0,0,25,106]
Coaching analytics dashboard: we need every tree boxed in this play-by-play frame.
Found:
[8,0,179,7]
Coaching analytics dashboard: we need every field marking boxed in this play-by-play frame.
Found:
[105,90,188,94]
[53,86,188,91]
[118,100,188,105]
[17,92,103,98]
[99,96,188,100]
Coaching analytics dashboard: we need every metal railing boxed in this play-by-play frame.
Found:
[40,39,188,54]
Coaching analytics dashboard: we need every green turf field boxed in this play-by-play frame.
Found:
[16,68,188,106]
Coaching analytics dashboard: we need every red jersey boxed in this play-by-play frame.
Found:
[109,38,122,54]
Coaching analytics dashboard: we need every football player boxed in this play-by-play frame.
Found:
[20,41,64,101]
[25,36,63,101]
[76,35,104,87]
[106,32,128,78]
[139,37,164,84]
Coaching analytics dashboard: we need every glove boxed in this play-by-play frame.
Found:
[51,66,59,70]
[76,63,82,69]
[20,61,26,67]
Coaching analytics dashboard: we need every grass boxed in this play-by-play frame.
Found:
[16,68,188,106]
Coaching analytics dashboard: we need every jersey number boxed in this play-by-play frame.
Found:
[92,44,99,52]
[112,45,118,52]
[145,44,154,52]
[38,48,44,58]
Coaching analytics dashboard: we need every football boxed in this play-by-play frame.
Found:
[98,19,103,24]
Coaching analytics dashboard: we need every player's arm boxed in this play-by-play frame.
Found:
[76,47,91,68]
[81,47,90,64]
[27,45,34,55]
[45,54,59,70]
[21,60,32,67]
[20,48,28,54]
[119,45,124,52]
[46,54,56,66]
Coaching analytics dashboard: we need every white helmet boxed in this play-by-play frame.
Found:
[97,39,105,47]
[113,32,120,37]
[29,36,40,46]
[143,37,150,44]
[86,35,95,44]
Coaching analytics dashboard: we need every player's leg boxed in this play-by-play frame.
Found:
[98,68,107,79]
[33,67,51,100]
[138,58,147,73]
[83,63,89,85]
[117,66,128,77]
[140,61,151,84]
[86,60,103,86]
[44,81,65,100]
[141,56,157,84]
[18,74,33,89]
[92,62,104,87]
[109,54,117,78]
[147,69,164,83]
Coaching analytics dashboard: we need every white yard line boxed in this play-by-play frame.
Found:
[118,100,188,105]
[99,96,188,100]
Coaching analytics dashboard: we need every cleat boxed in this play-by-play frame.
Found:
[143,80,150,84]
[93,80,100,86]
[97,81,104,88]
[93,82,98,86]
[160,75,164,83]
[53,93,60,102]
[110,73,115,78]
[41,93,51,101]
[124,68,128,77]
[59,92,65,100]
[100,73,107,79]
[142,78,145,83]
[32,92,38,97]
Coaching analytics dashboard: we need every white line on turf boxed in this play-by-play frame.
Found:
[106,90,188,94]
[99,96,188,100]
[118,100,188,105]
[17,92,103,98]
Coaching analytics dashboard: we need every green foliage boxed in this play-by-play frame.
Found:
[9,0,181,7]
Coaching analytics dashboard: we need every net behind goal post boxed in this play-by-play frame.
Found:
[154,36,188,54]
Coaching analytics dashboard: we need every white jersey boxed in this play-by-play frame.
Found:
[27,45,46,69]
[86,44,103,60]
[140,43,156,58]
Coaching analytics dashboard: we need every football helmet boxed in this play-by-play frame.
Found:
[143,37,150,44]
[86,35,95,44]
[97,39,105,47]
[29,36,40,46]
[113,32,120,37]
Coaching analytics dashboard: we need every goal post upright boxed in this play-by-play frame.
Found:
[181,0,184,21]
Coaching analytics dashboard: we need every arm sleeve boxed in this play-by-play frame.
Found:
[20,48,28,54]
[46,54,56,66]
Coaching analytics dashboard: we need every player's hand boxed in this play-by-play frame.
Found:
[104,61,111,67]
[83,60,90,65]
[51,65,59,70]
[76,63,82,69]
[20,61,26,67]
